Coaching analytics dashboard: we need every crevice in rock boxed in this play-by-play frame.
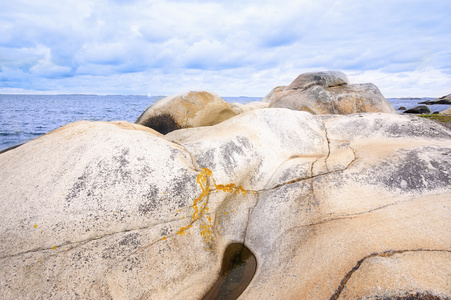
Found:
[278,198,415,241]
[202,243,257,300]
[262,167,341,192]
[345,145,357,170]
[258,144,357,193]
[329,249,451,300]
[167,139,202,173]
[0,216,187,261]
[323,123,331,172]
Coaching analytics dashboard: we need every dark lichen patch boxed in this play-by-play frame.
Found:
[196,148,217,170]
[112,148,131,179]
[360,146,451,192]
[101,232,142,260]
[138,185,160,215]
[140,113,182,134]
[236,136,253,150]
[118,232,141,247]
[375,292,446,300]
[203,243,257,300]
[170,171,197,200]
[65,147,143,207]
[384,117,451,140]
[220,139,246,175]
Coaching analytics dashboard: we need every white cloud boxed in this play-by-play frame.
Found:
[0,0,450,96]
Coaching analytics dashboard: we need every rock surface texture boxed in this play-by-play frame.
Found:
[269,71,396,115]
[229,101,269,114]
[1,110,450,299]
[135,90,237,134]
[261,86,287,103]
[419,94,451,105]
[403,105,431,114]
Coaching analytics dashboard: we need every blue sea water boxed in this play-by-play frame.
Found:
[0,94,449,152]
[0,94,260,151]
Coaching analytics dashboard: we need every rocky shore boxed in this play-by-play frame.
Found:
[0,71,450,299]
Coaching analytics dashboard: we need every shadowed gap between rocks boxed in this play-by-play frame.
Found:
[202,243,257,300]
[140,113,181,134]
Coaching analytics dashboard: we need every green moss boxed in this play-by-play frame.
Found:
[417,114,451,122]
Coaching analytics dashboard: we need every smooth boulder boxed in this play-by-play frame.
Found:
[284,70,349,90]
[1,110,450,299]
[419,93,451,105]
[135,90,237,134]
[403,105,431,114]
[269,71,396,115]
[229,101,269,114]
[261,86,286,103]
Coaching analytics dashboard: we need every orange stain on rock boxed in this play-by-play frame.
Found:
[175,168,258,250]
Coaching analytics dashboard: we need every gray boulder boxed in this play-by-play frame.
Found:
[403,105,431,114]
[419,94,451,105]
[261,86,286,103]
[284,70,349,90]
[269,71,396,115]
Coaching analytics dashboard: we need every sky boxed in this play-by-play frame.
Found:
[0,0,450,97]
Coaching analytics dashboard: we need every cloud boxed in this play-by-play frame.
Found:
[0,0,450,96]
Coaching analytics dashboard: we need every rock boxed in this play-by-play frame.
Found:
[398,106,407,110]
[440,107,451,115]
[419,94,451,105]
[269,71,396,115]
[284,70,349,91]
[1,111,450,299]
[135,90,237,134]
[229,101,269,114]
[261,86,286,103]
[403,105,430,114]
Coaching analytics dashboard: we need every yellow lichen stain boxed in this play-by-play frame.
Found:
[214,182,236,193]
[51,246,57,250]
[162,237,167,240]
[174,167,258,250]
[177,168,212,238]
[213,182,247,195]
[33,224,38,228]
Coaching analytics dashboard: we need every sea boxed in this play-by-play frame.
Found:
[0,94,449,152]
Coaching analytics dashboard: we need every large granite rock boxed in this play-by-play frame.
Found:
[261,86,287,103]
[269,71,396,115]
[284,70,349,90]
[135,90,237,134]
[403,105,431,114]
[229,101,269,114]
[419,94,451,105]
[1,110,450,299]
